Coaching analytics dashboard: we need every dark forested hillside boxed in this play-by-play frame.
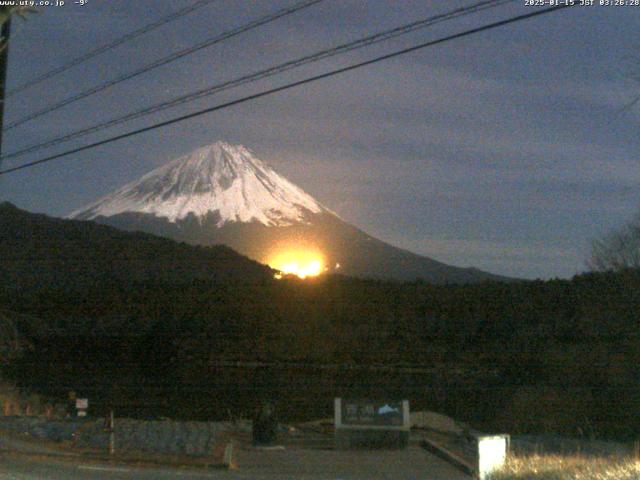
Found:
[0,202,274,292]
[2,203,639,440]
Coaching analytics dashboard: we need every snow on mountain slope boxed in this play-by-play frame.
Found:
[69,141,328,227]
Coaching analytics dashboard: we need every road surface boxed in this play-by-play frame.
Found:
[0,447,472,479]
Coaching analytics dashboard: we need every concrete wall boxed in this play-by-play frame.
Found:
[0,416,231,456]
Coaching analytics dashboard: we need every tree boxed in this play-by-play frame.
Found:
[0,7,36,26]
[588,212,640,271]
[0,310,29,365]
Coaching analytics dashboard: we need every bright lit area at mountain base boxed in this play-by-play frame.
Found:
[269,249,327,279]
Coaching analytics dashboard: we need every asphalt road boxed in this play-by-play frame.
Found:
[0,428,472,480]
[0,447,472,480]
[0,454,228,480]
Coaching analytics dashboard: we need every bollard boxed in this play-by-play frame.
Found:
[475,435,510,480]
[109,410,115,455]
[252,402,277,447]
[223,441,234,468]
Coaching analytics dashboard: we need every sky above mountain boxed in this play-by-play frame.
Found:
[1,1,639,279]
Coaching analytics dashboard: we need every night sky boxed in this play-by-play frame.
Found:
[1,0,639,279]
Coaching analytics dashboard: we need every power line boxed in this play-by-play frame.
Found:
[2,0,514,163]
[6,0,219,98]
[3,0,325,131]
[0,4,574,177]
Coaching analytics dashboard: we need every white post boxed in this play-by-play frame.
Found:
[477,435,509,480]
[109,409,115,455]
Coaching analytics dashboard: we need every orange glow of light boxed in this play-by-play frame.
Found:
[270,250,326,279]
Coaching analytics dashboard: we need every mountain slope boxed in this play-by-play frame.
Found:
[0,202,274,293]
[70,142,328,227]
[70,141,507,284]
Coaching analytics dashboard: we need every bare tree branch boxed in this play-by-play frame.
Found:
[588,212,640,271]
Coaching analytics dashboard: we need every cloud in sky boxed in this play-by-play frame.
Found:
[2,0,639,279]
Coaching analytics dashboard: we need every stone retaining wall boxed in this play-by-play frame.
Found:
[0,416,232,456]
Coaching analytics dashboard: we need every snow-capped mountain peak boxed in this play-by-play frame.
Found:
[69,141,328,227]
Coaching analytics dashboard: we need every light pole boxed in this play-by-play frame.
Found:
[0,17,11,161]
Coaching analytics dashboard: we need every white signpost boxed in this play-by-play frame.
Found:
[75,398,88,417]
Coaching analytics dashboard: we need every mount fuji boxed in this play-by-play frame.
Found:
[69,141,504,283]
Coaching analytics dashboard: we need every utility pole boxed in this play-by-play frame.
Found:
[0,17,11,162]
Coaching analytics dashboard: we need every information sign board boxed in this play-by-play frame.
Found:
[334,398,410,449]
[340,399,405,427]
